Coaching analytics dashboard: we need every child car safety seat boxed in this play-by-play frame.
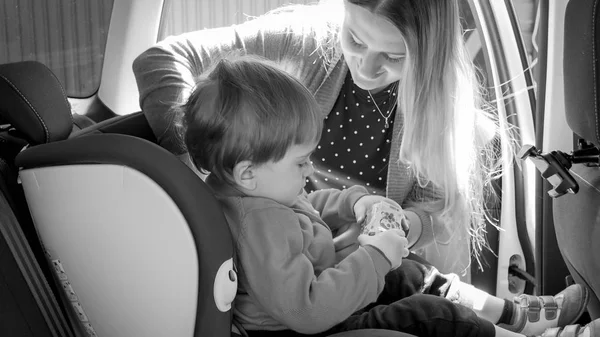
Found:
[0,61,75,336]
[2,60,238,337]
[5,61,413,337]
[520,0,600,320]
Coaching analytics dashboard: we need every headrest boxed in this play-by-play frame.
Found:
[0,61,73,145]
[563,0,600,148]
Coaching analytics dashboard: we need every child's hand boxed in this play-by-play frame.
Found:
[358,229,410,269]
[354,195,401,223]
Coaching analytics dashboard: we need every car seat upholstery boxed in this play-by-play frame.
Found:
[70,111,157,142]
[0,61,75,336]
[558,0,600,319]
[17,134,237,337]
[6,60,414,336]
[0,61,73,145]
[3,60,237,336]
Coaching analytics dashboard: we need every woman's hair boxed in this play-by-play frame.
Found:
[176,55,323,185]
[346,0,507,267]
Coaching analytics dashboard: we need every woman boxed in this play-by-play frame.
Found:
[133,0,498,268]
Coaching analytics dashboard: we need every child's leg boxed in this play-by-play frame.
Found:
[495,326,525,337]
[446,281,590,336]
[444,281,506,323]
[243,316,599,337]
[328,294,496,337]
[388,258,589,335]
[376,258,589,336]
[373,257,457,302]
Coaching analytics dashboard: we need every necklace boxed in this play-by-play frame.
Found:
[367,83,398,129]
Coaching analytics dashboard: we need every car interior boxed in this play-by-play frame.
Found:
[520,0,600,321]
[0,55,415,337]
[0,0,597,336]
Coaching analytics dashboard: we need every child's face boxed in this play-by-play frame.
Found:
[251,141,317,207]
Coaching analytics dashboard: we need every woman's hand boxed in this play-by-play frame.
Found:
[353,195,410,234]
[334,196,411,261]
[353,195,396,223]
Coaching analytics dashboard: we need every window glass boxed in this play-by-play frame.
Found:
[158,0,492,92]
[511,0,538,60]
[459,0,496,103]
[0,0,114,98]
[158,0,314,41]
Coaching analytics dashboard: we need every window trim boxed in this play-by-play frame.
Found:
[470,0,537,298]
[97,0,164,115]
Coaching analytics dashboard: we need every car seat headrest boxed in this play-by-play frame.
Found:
[563,0,600,148]
[0,61,73,145]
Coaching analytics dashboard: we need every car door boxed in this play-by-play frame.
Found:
[415,0,537,301]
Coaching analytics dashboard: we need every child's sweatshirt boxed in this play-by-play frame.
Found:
[207,176,392,334]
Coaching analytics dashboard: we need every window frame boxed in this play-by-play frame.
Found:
[470,0,537,298]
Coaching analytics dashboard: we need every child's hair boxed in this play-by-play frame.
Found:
[178,55,323,184]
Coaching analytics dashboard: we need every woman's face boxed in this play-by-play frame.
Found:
[340,2,407,93]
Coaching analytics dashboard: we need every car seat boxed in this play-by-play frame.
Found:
[557,0,600,319]
[0,60,77,336]
[520,0,600,321]
[4,60,413,336]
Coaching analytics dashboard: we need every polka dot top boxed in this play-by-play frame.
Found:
[305,72,398,195]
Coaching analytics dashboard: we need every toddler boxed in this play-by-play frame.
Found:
[177,55,592,337]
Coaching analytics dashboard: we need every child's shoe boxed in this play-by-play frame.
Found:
[536,318,600,337]
[500,284,590,335]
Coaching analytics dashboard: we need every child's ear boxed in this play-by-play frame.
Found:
[233,161,257,190]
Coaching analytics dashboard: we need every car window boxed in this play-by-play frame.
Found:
[512,0,537,61]
[0,0,114,98]
[158,0,492,95]
[458,0,495,102]
[158,0,314,41]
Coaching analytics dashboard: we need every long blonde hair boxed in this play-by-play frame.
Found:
[346,0,504,266]
[263,0,505,266]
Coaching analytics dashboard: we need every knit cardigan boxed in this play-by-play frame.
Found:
[132,5,445,251]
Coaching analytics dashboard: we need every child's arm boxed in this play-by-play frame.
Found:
[306,185,368,230]
[239,205,391,334]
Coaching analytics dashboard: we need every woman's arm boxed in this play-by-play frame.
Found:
[402,181,446,251]
[132,6,332,154]
[239,206,390,334]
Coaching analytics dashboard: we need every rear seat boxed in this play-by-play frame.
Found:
[0,61,76,336]
[0,60,161,337]
[70,110,157,143]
